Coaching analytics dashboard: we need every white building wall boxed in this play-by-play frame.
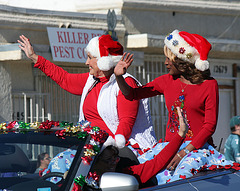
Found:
[0,63,12,121]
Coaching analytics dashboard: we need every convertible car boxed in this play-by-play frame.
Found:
[0,120,239,191]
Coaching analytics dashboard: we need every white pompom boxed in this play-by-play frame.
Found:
[102,136,117,149]
[115,134,126,149]
[195,58,209,71]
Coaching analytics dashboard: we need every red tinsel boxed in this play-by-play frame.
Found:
[83,126,93,133]
[91,131,108,143]
[39,120,59,129]
[88,171,100,182]
[55,129,66,139]
[72,183,82,191]
[7,121,17,129]
[84,144,94,150]
[81,156,93,165]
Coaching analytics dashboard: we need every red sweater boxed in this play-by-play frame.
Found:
[124,133,184,185]
[34,56,139,139]
[126,74,219,149]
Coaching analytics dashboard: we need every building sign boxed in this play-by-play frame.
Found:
[210,62,232,78]
[47,27,104,63]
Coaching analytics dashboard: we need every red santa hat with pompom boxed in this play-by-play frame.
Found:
[85,34,123,71]
[164,30,212,71]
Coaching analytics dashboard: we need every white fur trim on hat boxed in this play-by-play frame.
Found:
[97,55,122,71]
[115,134,126,149]
[85,36,100,58]
[195,58,209,71]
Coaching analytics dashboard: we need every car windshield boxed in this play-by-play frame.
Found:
[0,121,106,191]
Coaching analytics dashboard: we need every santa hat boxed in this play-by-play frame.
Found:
[164,30,212,71]
[85,34,123,71]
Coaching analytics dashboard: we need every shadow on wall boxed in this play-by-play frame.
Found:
[0,116,5,122]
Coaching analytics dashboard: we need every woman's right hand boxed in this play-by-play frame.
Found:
[18,35,38,63]
[114,52,133,76]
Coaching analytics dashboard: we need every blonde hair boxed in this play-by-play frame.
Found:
[164,45,178,62]
[163,45,211,84]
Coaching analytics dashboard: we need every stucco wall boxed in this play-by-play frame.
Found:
[0,63,12,121]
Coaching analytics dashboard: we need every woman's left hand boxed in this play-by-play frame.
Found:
[114,52,133,76]
[167,149,186,171]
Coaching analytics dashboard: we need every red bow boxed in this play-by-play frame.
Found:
[72,183,82,191]
[81,156,93,165]
[88,171,100,182]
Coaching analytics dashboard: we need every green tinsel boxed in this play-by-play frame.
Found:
[77,131,88,139]
[74,174,86,187]
[18,121,30,129]
[60,121,73,127]
[92,126,100,131]
[93,145,100,154]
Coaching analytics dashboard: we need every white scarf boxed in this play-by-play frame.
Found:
[79,73,157,149]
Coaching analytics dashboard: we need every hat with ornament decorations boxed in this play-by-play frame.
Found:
[164,29,212,71]
[85,34,123,71]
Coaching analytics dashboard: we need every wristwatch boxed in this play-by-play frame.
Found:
[183,147,190,155]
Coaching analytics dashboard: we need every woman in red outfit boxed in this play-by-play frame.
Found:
[114,30,230,184]
[18,34,157,151]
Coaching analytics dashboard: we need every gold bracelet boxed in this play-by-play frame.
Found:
[177,153,182,159]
